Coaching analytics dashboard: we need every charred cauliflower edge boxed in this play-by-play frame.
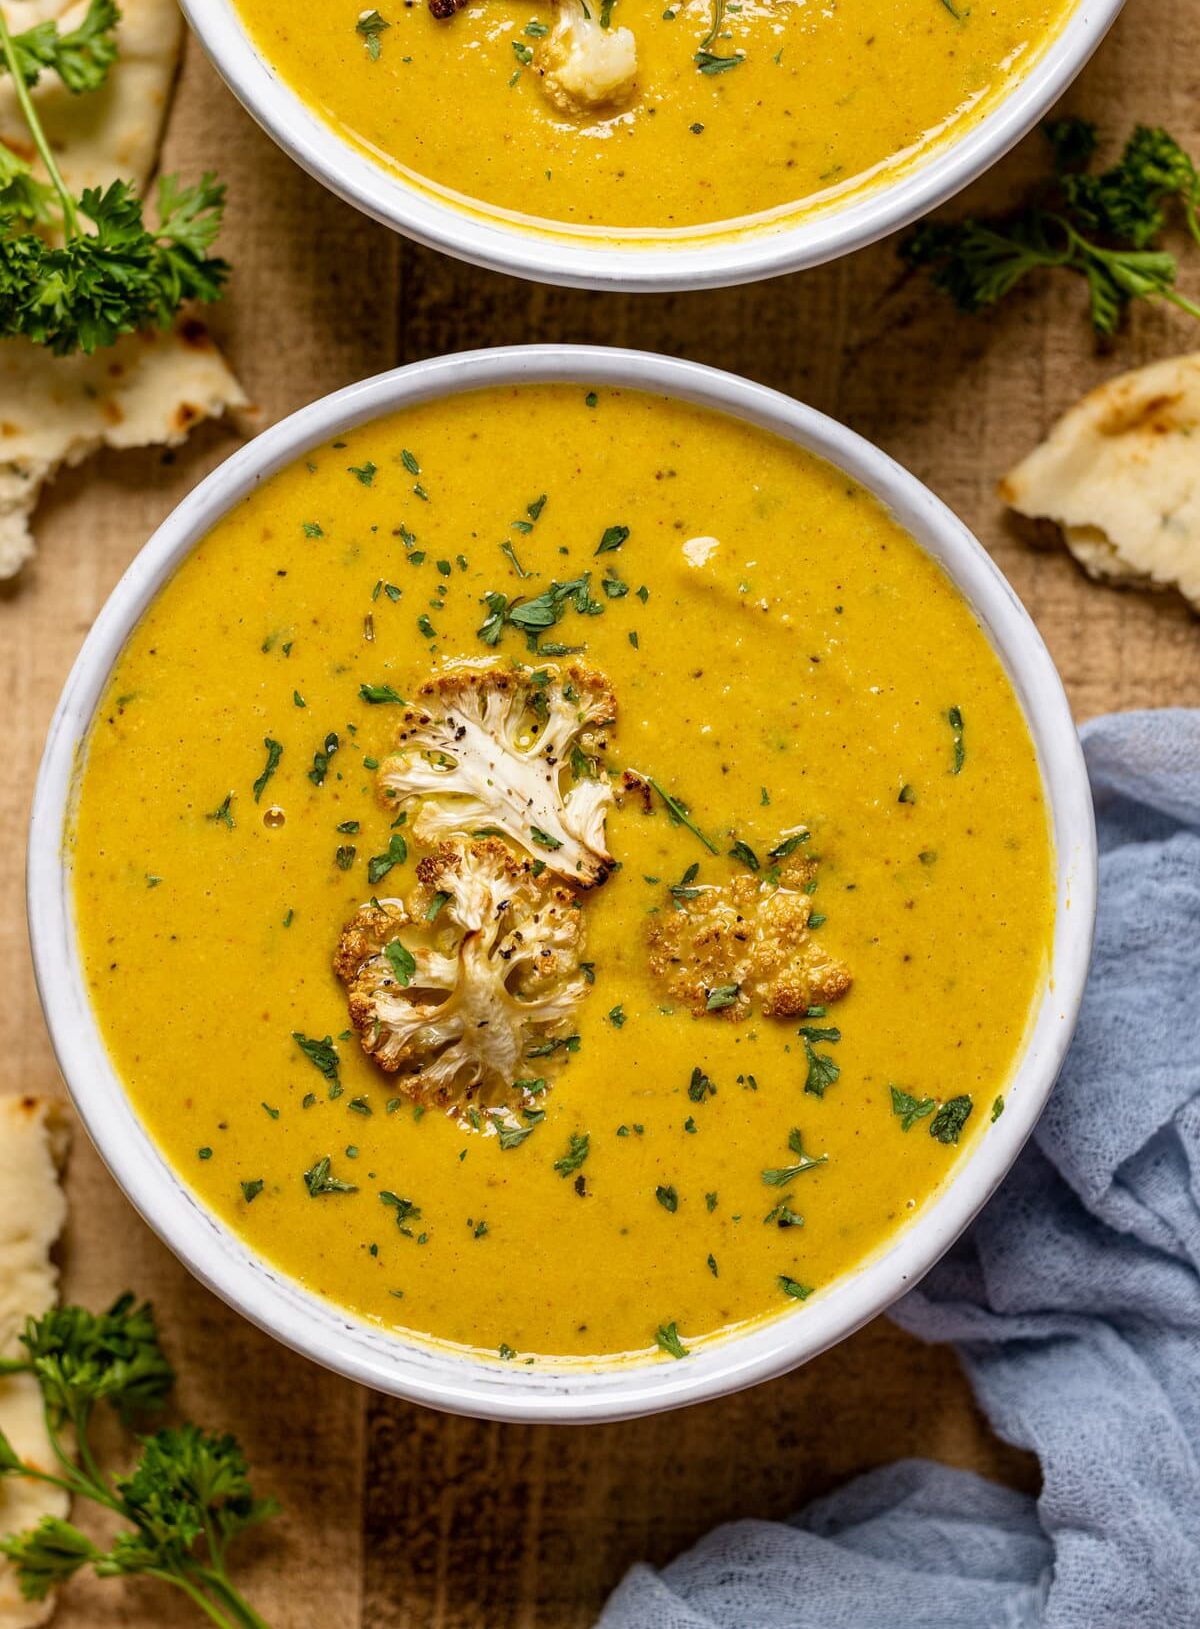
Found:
[334,837,589,1120]
[377,662,617,887]
[645,849,854,1021]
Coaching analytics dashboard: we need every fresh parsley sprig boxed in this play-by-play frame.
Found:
[0,1294,276,1628]
[0,0,230,354]
[902,121,1200,334]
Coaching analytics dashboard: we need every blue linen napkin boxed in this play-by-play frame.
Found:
[599,709,1200,1629]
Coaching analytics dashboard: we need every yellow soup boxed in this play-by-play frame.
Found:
[73,384,1052,1363]
[232,0,1074,237]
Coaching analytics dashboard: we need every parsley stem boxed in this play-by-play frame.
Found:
[148,1567,242,1629]
[0,1,79,232]
[645,777,720,854]
[193,1564,273,1629]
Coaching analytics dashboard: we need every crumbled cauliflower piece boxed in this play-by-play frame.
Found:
[646,851,852,1020]
[334,838,590,1115]
[378,663,617,887]
[537,0,638,117]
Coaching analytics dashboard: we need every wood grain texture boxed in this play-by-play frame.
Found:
[0,0,1197,1622]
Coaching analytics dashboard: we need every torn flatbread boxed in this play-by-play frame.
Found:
[0,1097,69,1629]
[0,318,247,578]
[0,0,184,191]
[999,354,1200,609]
[0,0,247,580]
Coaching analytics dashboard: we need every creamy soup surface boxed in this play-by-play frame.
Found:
[232,0,1074,236]
[73,384,1052,1363]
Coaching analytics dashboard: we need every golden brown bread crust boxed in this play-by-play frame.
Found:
[646,852,852,1021]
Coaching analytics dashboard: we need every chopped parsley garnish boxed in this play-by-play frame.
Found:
[302,521,324,539]
[529,825,563,851]
[553,1131,590,1177]
[930,1094,974,1144]
[608,1004,627,1028]
[890,1085,936,1131]
[240,1179,264,1204]
[205,792,234,829]
[360,682,406,705]
[647,778,718,854]
[688,1067,716,1103]
[308,732,339,786]
[491,1113,538,1150]
[595,524,629,555]
[991,1094,1005,1122]
[706,984,740,1011]
[527,1033,580,1060]
[303,1156,357,1196]
[762,1128,827,1185]
[348,460,377,486]
[898,783,916,804]
[802,1038,840,1098]
[380,1192,422,1235]
[655,1184,678,1213]
[292,1032,340,1088]
[252,737,283,803]
[946,706,965,773]
[768,831,809,860]
[355,9,389,59]
[729,838,760,871]
[335,845,356,871]
[426,890,451,922]
[670,862,704,904]
[654,1321,688,1359]
[779,1276,813,1300]
[367,830,408,885]
[763,1199,804,1228]
[384,939,416,986]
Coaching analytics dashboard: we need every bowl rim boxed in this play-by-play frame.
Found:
[178,0,1125,291]
[27,344,1097,1422]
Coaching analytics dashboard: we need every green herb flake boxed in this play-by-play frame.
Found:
[779,1276,813,1300]
[553,1131,590,1177]
[654,1321,688,1359]
[655,1184,678,1213]
[303,1156,357,1196]
[251,738,283,803]
[356,9,389,58]
[360,682,406,705]
[762,1128,827,1186]
[802,1038,840,1098]
[205,792,234,829]
[596,524,629,555]
[930,1094,974,1144]
[240,1179,264,1204]
[890,1085,936,1131]
[384,938,416,987]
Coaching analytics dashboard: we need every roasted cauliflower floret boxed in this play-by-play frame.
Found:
[537,0,638,116]
[377,662,617,888]
[334,838,590,1116]
[646,849,852,1021]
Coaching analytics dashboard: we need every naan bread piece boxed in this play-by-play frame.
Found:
[0,319,247,578]
[0,0,184,192]
[0,0,248,580]
[999,354,1200,608]
[0,1097,69,1629]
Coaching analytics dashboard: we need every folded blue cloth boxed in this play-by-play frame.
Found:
[599,709,1200,1629]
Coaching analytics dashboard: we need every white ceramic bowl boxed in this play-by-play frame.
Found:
[180,0,1123,291]
[28,346,1096,1421]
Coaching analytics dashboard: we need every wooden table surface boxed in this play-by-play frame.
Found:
[2,4,1198,1623]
